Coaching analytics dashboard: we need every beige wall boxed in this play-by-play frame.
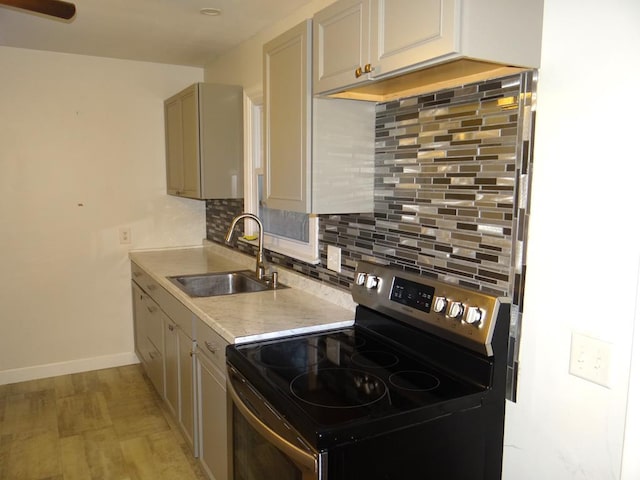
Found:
[0,47,204,383]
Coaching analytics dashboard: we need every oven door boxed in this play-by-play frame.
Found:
[227,365,326,480]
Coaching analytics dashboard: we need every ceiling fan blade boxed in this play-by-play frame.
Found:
[0,0,76,19]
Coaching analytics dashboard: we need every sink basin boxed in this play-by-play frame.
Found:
[167,270,286,297]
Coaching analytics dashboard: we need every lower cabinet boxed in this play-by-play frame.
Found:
[132,282,165,396]
[196,318,229,480]
[132,262,229,480]
[197,350,228,480]
[164,318,197,453]
[178,328,196,449]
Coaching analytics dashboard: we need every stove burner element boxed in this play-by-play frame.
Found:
[254,342,325,369]
[351,350,400,369]
[290,368,388,408]
[389,370,441,392]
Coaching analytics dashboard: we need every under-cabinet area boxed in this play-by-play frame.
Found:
[129,243,355,480]
[312,0,544,99]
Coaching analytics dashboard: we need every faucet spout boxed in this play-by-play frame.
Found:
[225,213,266,280]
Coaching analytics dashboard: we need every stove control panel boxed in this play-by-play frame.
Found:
[351,261,509,356]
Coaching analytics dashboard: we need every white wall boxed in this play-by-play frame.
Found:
[0,47,205,384]
[205,1,640,478]
[502,1,640,479]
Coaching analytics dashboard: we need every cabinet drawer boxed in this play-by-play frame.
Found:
[131,262,194,338]
[141,295,164,352]
[131,262,158,297]
[196,318,228,374]
[145,341,164,396]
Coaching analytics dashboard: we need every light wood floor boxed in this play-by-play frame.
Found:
[0,364,208,480]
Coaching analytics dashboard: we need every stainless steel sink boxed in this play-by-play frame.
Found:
[167,270,286,297]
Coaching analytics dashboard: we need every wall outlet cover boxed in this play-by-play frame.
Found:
[569,332,612,388]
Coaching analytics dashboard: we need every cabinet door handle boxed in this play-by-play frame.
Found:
[364,63,372,74]
[205,341,218,354]
[355,66,363,78]
[168,324,175,331]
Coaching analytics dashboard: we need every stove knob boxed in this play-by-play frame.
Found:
[365,274,379,289]
[433,296,448,314]
[447,301,464,319]
[464,306,483,326]
[355,272,366,286]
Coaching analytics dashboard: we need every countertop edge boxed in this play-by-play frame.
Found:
[129,242,356,344]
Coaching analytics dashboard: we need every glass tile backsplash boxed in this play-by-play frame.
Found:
[206,71,537,401]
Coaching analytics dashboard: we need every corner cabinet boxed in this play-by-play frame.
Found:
[313,0,544,95]
[264,20,376,214]
[164,83,244,200]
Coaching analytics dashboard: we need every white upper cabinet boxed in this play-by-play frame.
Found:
[164,83,243,200]
[370,0,456,77]
[264,20,375,214]
[264,20,312,213]
[314,0,544,95]
[313,0,372,93]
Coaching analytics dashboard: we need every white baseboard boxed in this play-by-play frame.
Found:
[0,352,140,386]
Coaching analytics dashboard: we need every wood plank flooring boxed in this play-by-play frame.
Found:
[0,364,208,480]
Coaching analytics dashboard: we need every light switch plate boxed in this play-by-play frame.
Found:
[569,332,612,388]
[327,245,341,273]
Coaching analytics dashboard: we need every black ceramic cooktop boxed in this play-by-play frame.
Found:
[227,324,486,446]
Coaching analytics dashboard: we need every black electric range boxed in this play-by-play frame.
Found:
[226,261,511,480]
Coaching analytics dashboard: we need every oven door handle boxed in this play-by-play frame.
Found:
[227,373,318,473]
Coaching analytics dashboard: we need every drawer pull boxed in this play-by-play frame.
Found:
[205,341,218,354]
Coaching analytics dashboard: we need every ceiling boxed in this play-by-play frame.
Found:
[0,0,313,67]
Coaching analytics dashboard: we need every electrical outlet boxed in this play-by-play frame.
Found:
[119,227,131,245]
[327,245,341,273]
[569,332,612,388]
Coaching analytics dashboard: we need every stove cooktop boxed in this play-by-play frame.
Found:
[227,261,511,451]
[227,320,489,448]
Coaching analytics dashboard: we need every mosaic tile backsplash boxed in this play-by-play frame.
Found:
[206,71,536,401]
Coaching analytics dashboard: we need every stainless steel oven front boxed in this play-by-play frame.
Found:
[227,365,328,480]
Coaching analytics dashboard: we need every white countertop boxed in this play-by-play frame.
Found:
[129,242,356,344]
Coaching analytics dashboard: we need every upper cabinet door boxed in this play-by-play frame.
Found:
[371,0,457,78]
[180,88,201,198]
[164,83,243,200]
[264,20,312,213]
[164,85,201,199]
[313,0,371,95]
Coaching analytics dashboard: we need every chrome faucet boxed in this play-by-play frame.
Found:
[225,213,266,280]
